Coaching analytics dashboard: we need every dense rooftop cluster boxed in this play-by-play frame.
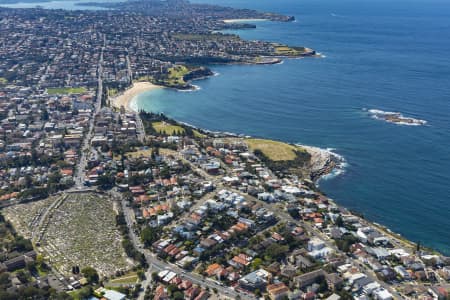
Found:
[0,1,448,299]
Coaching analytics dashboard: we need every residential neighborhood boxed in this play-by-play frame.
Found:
[0,0,449,300]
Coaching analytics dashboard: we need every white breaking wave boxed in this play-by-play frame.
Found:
[177,85,201,92]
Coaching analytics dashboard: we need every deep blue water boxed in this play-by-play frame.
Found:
[135,0,450,254]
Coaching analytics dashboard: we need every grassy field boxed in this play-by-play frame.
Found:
[126,149,152,159]
[152,121,185,135]
[108,88,119,97]
[246,138,306,161]
[133,75,154,83]
[109,272,139,284]
[274,45,306,56]
[47,87,87,95]
[165,65,190,86]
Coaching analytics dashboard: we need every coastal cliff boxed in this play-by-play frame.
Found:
[182,67,214,83]
[153,65,214,90]
[244,138,343,182]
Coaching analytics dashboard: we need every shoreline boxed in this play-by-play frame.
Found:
[145,108,346,183]
[110,82,162,112]
[125,77,344,183]
[222,18,268,23]
[299,145,347,182]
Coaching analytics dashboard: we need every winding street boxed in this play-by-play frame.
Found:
[110,189,252,300]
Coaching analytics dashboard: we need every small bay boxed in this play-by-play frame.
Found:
[135,0,450,254]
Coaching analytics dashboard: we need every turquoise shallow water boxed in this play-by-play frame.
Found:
[135,0,450,254]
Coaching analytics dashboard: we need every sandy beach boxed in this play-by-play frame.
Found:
[111,82,162,112]
[223,18,267,23]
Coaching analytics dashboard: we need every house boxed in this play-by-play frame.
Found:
[1,251,36,272]
[438,266,450,280]
[239,269,271,292]
[201,161,220,174]
[97,288,126,300]
[185,286,201,300]
[290,253,314,271]
[294,269,326,290]
[373,288,393,300]
[265,262,281,275]
[205,263,223,277]
[229,253,252,268]
[308,247,333,259]
[350,273,374,290]
[325,273,343,291]
[200,238,217,249]
[154,285,168,300]
[307,238,325,252]
[363,282,381,295]
[307,238,333,259]
[280,265,297,279]
[194,290,210,300]
[376,267,396,282]
[267,283,290,300]
[193,246,205,256]
[326,294,341,300]
[369,247,390,261]
[394,265,411,280]
[428,286,448,300]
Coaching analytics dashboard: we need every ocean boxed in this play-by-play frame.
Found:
[2,0,448,254]
[133,0,450,254]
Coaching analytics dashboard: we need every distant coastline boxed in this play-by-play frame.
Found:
[222,18,268,23]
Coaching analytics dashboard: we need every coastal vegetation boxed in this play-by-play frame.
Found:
[274,45,308,56]
[246,138,312,177]
[165,65,190,87]
[152,121,185,136]
[107,87,119,97]
[140,112,208,139]
[154,65,214,89]
[46,87,87,95]
[193,129,207,138]
[246,138,307,161]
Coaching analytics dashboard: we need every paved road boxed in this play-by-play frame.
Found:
[172,154,407,299]
[32,194,67,243]
[74,36,105,187]
[224,185,406,298]
[111,190,251,300]
[126,53,133,84]
[135,112,146,143]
